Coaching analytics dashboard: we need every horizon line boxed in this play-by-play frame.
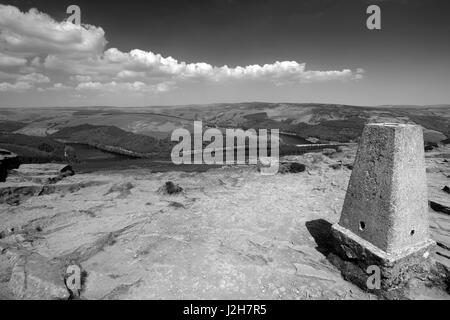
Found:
[1,101,449,109]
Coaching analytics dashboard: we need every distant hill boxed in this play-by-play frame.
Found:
[51,124,173,157]
[0,133,65,163]
[1,102,448,146]
[0,120,28,133]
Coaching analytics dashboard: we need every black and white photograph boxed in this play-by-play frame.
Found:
[0,0,449,306]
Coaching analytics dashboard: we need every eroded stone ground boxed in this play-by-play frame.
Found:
[1,146,449,300]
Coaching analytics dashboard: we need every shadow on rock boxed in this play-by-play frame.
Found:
[158,181,183,195]
[305,219,450,299]
[305,219,334,256]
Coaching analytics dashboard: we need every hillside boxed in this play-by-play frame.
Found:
[0,121,28,133]
[0,133,65,163]
[0,103,447,166]
[1,103,448,145]
[51,124,173,158]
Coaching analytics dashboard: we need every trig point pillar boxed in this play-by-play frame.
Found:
[332,123,435,289]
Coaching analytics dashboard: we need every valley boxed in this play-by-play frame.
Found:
[0,103,448,173]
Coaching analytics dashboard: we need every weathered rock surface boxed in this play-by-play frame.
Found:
[322,148,337,157]
[0,144,448,300]
[12,163,74,184]
[104,182,134,198]
[8,253,70,300]
[0,180,106,206]
[0,242,70,300]
[430,201,450,215]
[278,162,306,174]
[157,181,183,195]
[0,163,83,205]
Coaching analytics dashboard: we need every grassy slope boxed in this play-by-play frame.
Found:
[1,104,448,154]
[0,120,28,133]
[205,104,449,143]
[51,124,174,156]
[0,133,65,163]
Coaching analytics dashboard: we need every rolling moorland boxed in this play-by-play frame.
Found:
[0,103,449,170]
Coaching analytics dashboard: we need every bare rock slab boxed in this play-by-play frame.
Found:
[331,123,436,291]
[8,253,69,300]
[12,163,74,184]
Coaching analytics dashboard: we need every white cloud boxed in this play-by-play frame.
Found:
[0,4,106,56]
[43,82,71,91]
[75,80,173,94]
[0,4,365,99]
[71,75,92,82]
[116,70,146,80]
[0,52,27,67]
[17,72,50,83]
[0,72,50,92]
[45,48,363,85]
[52,83,66,89]
[76,81,104,91]
[0,81,32,92]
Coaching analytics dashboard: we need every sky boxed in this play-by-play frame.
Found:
[0,0,449,107]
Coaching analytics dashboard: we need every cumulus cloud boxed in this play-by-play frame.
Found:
[51,83,70,90]
[71,75,92,82]
[0,81,31,92]
[0,4,106,56]
[0,4,365,99]
[17,72,50,83]
[44,48,363,85]
[75,80,174,94]
[0,52,27,67]
[0,72,50,92]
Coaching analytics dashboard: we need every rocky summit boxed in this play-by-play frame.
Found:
[0,145,449,300]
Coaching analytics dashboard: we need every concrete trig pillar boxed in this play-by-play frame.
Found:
[332,123,435,289]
